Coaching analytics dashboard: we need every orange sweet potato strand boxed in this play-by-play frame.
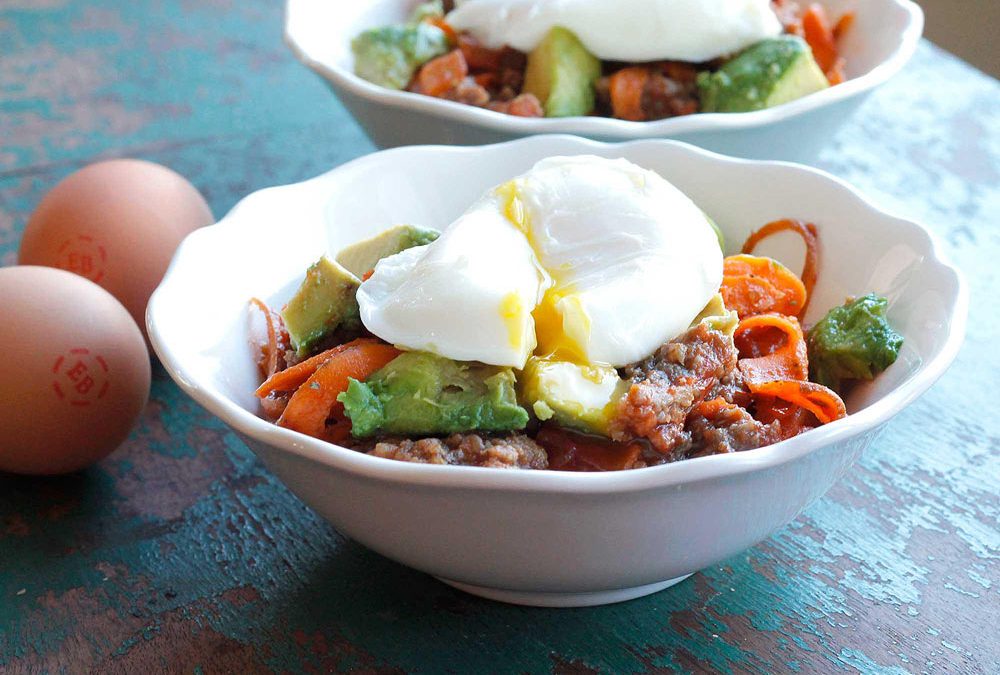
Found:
[802,3,839,74]
[255,338,378,398]
[740,219,819,315]
[609,67,649,121]
[748,380,846,425]
[833,12,855,41]
[249,297,288,380]
[721,254,808,318]
[418,49,468,97]
[826,58,847,86]
[753,395,817,438]
[735,313,809,384]
[277,341,401,442]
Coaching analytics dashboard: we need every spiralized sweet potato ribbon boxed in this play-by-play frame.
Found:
[753,396,812,437]
[256,338,381,399]
[748,380,846,425]
[833,12,855,41]
[741,219,819,316]
[735,313,809,384]
[802,4,838,74]
[418,49,468,97]
[609,67,649,121]
[277,340,401,444]
[722,254,808,318]
[250,298,281,380]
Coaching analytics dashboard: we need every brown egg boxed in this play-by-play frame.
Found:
[18,159,213,341]
[0,266,151,475]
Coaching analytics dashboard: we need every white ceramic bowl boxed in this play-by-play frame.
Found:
[148,136,966,607]
[285,0,923,161]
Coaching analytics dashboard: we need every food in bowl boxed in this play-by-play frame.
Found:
[350,0,854,120]
[249,155,902,471]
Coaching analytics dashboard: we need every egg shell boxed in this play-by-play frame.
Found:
[0,266,151,475]
[18,159,213,340]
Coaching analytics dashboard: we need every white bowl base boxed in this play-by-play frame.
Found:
[436,574,693,608]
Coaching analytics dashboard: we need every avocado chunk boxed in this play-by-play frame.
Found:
[521,357,626,435]
[335,224,440,279]
[352,23,450,90]
[338,352,530,437]
[282,256,361,356]
[692,294,739,337]
[698,36,829,113]
[807,294,904,392]
[523,27,601,118]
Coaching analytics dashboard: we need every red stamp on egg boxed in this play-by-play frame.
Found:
[51,348,110,406]
[56,234,107,283]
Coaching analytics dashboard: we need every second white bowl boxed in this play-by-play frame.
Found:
[286,0,923,161]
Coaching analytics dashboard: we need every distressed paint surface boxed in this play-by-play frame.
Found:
[0,0,998,672]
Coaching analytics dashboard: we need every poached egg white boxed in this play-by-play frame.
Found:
[446,0,782,63]
[357,155,723,369]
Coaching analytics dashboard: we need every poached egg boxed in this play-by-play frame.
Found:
[446,0,782,63]
[357,155,722,369]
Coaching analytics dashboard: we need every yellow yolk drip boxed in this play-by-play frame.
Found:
[532,286,591,363]
[497,180,592,364]
[500,291,526,351]
[498,180,529,237]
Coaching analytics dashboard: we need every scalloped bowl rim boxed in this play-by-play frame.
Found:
[284,0,924,137]
[148,136,967,495]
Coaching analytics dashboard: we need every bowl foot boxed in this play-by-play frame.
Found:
[435,574,692,607]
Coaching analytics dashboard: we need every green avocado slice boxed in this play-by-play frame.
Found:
[338,352,529,438]
[336,224,439,279]
[281,256,361,356]
[351,23,450,90]
[698,36,829,113]
[523,27,601,118]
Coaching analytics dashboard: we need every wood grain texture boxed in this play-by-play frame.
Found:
[1,1,998,673]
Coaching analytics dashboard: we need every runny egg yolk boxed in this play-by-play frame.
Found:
[500,291,528,352]
[532,286,592,363]
[497,180,593,364]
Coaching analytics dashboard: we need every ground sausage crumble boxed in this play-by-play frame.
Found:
[367,433,549,470]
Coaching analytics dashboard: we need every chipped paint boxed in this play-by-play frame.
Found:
[0,0,998,672]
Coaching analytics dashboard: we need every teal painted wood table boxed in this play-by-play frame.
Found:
[1,2,998,673]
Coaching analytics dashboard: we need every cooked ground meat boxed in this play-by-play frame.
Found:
[610,323,739,455]
[486,93,544,117]
[497,49,527,89]
[685,400,782,459]
[443,77,491,107]
[367,433,549,469]
[642,63,700,119]
[706,367,754,409]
